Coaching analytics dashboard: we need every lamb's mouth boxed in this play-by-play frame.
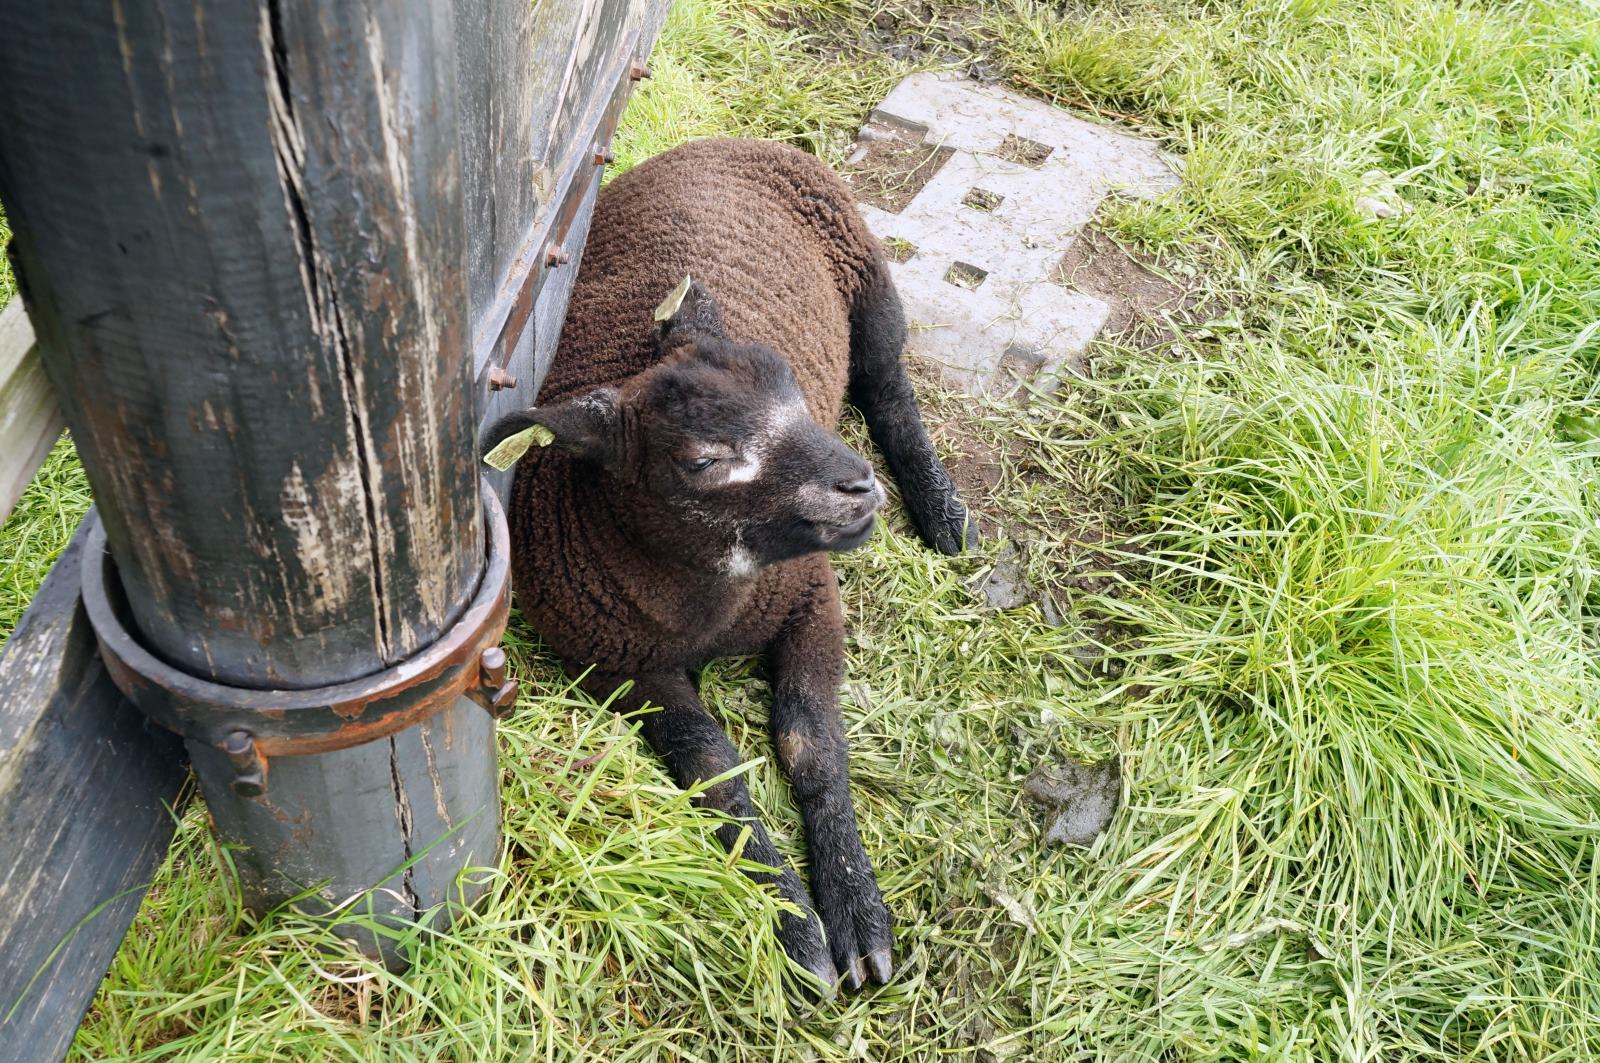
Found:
[816,512,878,551]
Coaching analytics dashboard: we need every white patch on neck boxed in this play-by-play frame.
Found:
[721,544,758,578]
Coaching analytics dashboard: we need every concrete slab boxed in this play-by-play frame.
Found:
[872,72,1178,201]
[853,72,1180,397]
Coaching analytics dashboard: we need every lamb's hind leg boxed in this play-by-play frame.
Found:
[769,574,894,990]
[849,255,977,554]
[581,669,837,994]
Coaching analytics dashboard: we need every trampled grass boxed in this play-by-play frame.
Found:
[2,0,1597,1058]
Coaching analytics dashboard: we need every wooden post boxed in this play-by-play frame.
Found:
[0,1,498,964]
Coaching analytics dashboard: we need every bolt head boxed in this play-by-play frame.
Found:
[488,366,517,391]
[479,645,508,686]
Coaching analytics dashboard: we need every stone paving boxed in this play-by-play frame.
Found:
[853,72,1180,397]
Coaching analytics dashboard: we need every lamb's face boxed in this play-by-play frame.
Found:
[483,279,884,575]
[630,341,886,573]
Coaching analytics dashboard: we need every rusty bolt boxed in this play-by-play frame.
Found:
[480,646,507,688]
[545,244,570,268]
[630,61,651,81]
[488,366,517,391]
[475,646,519,720]
[221,729,253,762]
[222,730,265,798]
[593,146,615,167]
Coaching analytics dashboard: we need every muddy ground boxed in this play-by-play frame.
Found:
[810,0,1208,637]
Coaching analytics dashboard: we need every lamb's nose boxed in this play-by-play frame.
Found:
[836,471,878,495]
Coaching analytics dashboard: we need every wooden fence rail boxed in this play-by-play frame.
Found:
[0,301,62,523]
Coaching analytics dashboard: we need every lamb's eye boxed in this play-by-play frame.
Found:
[684,456,716,473]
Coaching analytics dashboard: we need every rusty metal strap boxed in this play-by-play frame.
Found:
[81,480,516,795]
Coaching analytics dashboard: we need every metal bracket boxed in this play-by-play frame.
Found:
[82,480,517,796]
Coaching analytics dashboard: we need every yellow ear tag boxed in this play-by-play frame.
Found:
[653,273,693,322]
[482,423,555,471]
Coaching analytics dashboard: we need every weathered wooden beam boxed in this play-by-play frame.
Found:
[0,301,63,524]
[456,0,537,333]
[0,522,187,1063]
[0,3,676,1054]
[0,0,498,967]
[474,0,674,496]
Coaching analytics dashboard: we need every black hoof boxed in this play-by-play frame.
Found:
[816,875,895,992]
[778,906,838,998]
[867,946,893,985]
[802,952,839,1000]
[918,497,977,556]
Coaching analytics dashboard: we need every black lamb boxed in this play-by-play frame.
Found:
[483,137,974,993]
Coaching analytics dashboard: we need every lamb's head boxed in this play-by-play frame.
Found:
[489,281,885,575]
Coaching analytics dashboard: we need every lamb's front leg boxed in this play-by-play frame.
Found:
[581,669,838,992]
[769,581,895,990]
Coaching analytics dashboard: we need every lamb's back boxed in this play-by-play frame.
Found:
[542,138,879,422]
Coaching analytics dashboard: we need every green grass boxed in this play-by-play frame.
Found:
[1,205,14,306]
[0,437,90,638]
[2,0,1596,1058]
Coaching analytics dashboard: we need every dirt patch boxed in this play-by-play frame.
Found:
[996,133,1053,168]
[841,133,954,214]
[909,360,1006,532]
[943,434,1010,540]
[908,351,1135,636]
[882,236,917,263]
[917,401,1003,513]
[1054,226,1209,347]
[961,187,1004,211]
[944,261,989,290]
[776,3,1003,81]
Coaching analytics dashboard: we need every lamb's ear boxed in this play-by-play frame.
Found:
[656,278,726,350]
[480,409,541,457]
[479,389,622,468]
[529,388,623,466]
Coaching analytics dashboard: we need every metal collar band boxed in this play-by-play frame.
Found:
[82,480,516,795]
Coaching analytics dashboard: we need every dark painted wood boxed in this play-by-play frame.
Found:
[546,0,645,184]
[480,168,603,499]
[528,1,592,191]
[475,0,673,499]
[0,0,673,1051]
[0,523,187,1063]
[0,0,496,972]
[184,692,498,955]
[0,1,481,690]
[456,0,537,323]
